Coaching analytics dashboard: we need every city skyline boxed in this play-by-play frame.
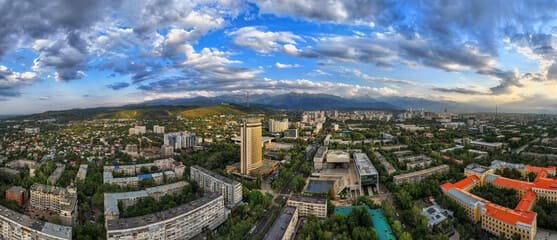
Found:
[2,1,557,114]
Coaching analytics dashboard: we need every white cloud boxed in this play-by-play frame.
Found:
[229,26,302,53]
[275,62,301,69]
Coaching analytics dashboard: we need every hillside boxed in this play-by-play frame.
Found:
[15,104,262,122]
[178,104,251,118]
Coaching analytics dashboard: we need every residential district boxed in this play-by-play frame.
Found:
[1,105,557,240]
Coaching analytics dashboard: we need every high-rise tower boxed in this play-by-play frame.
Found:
[240,119,262,175]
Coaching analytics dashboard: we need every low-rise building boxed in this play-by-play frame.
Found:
[264,206,298,240]
[313,146,327,170]
[286,194,327,218]
[104,181,188,220]
[0,205,72,240]
[190,165,242,207]
[47,163,65,185]
[353,152,379,192]
[75,164,88,181]
[393,165,449,184]
[153,125,165,134]
[5,186,26,206]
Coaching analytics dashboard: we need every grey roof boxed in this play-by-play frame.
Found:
[106,192,222,231]
[447,188,486,209]
[104,181,188,217]
[490,160,525,170]
[0,205,72,239]
[465,163,490,174]
[264,206,297,240]
[191,165,239,186]
[288,194,327,205]
[353,152,378,176]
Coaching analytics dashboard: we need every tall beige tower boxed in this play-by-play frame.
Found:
[241,119,263,175]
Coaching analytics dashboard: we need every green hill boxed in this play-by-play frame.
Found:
[178,104,248,118]
[15,104,264,122]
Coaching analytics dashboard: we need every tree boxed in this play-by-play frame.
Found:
[292,174,305,192]
[400,232,413,240]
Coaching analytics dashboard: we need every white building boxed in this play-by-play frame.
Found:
[24,127,40,135]
[106,192,227,240]
[164,132,197,150]
[190,165,242,207]
[153,125,165,134]
[0,205,72,240]
[129,126,146,135]
[268,118,289,133]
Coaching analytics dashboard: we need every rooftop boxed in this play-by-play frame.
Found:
[288,194,327,205]
[106,192,222,231]
[0,205,72,239]
[485,203,536,226]
[353,152,378,176]
[104,181,188,216]
[264,206,297,240]
[191,165,240,186]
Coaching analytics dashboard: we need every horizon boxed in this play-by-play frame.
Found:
[2,1,557,114]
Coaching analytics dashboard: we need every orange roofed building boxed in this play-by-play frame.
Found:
[442,161,557,240]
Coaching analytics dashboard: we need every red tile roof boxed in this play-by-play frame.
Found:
[515,191,536,212]
[492,176,534,191]
[442,175,479,191]
[533,177,557,191]
[485,203,536,225]
[526,165,556,174]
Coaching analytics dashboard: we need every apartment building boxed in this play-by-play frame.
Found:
[393,165,450,184]
[440,161,557,240]
[268,118,289,133]
[0,205,72,240]
[264,206,298,240]
[29,184,78,226]
[106,192,227,240]
[190,165,242,207]
[286,194,327,218]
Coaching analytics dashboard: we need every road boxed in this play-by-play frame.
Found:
[513,137,540,154]
[245,137,321,239]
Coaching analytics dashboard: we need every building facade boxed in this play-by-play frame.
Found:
[268,118,289,133]
[164,132,197,150]
[264,206,298,240]
[0,205,72,240]
[106,193,227,240]
[286,194,327,218]
[240,120,262,175]
[190,165,242,207]
[29,184,78,226]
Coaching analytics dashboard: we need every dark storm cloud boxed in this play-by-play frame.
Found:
[0,0,119,56]
[106,82,130,90]
[432,87,487,95]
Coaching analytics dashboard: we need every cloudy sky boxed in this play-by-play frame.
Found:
[1,0,557,114]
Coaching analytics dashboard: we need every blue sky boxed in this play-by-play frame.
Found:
[1,0,557,114]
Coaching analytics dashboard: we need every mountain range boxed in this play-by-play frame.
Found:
[139,92,463,111]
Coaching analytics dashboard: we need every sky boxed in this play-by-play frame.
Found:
[1,0,557,114]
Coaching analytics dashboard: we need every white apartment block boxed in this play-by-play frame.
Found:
[268,118,289,133]
[164,132,197,150]
[29,184,78,226]
[0,205,72,240]
[106,193,227,240]
[153,125,165,134]
[286,194,327,218]
[190,165,242,207]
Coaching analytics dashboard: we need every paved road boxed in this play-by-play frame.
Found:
[513,137,540,154]
[246,137,321,239]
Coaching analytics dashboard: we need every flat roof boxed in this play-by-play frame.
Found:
[0,205,72,239]
[106,192,222,231]
[305,180,334,194]
[104,181,188,216]
[288,194,327,205]
[191,165,240,186]
[353,152,378,176]
[264,206,297,240]
[326,150,350,163]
